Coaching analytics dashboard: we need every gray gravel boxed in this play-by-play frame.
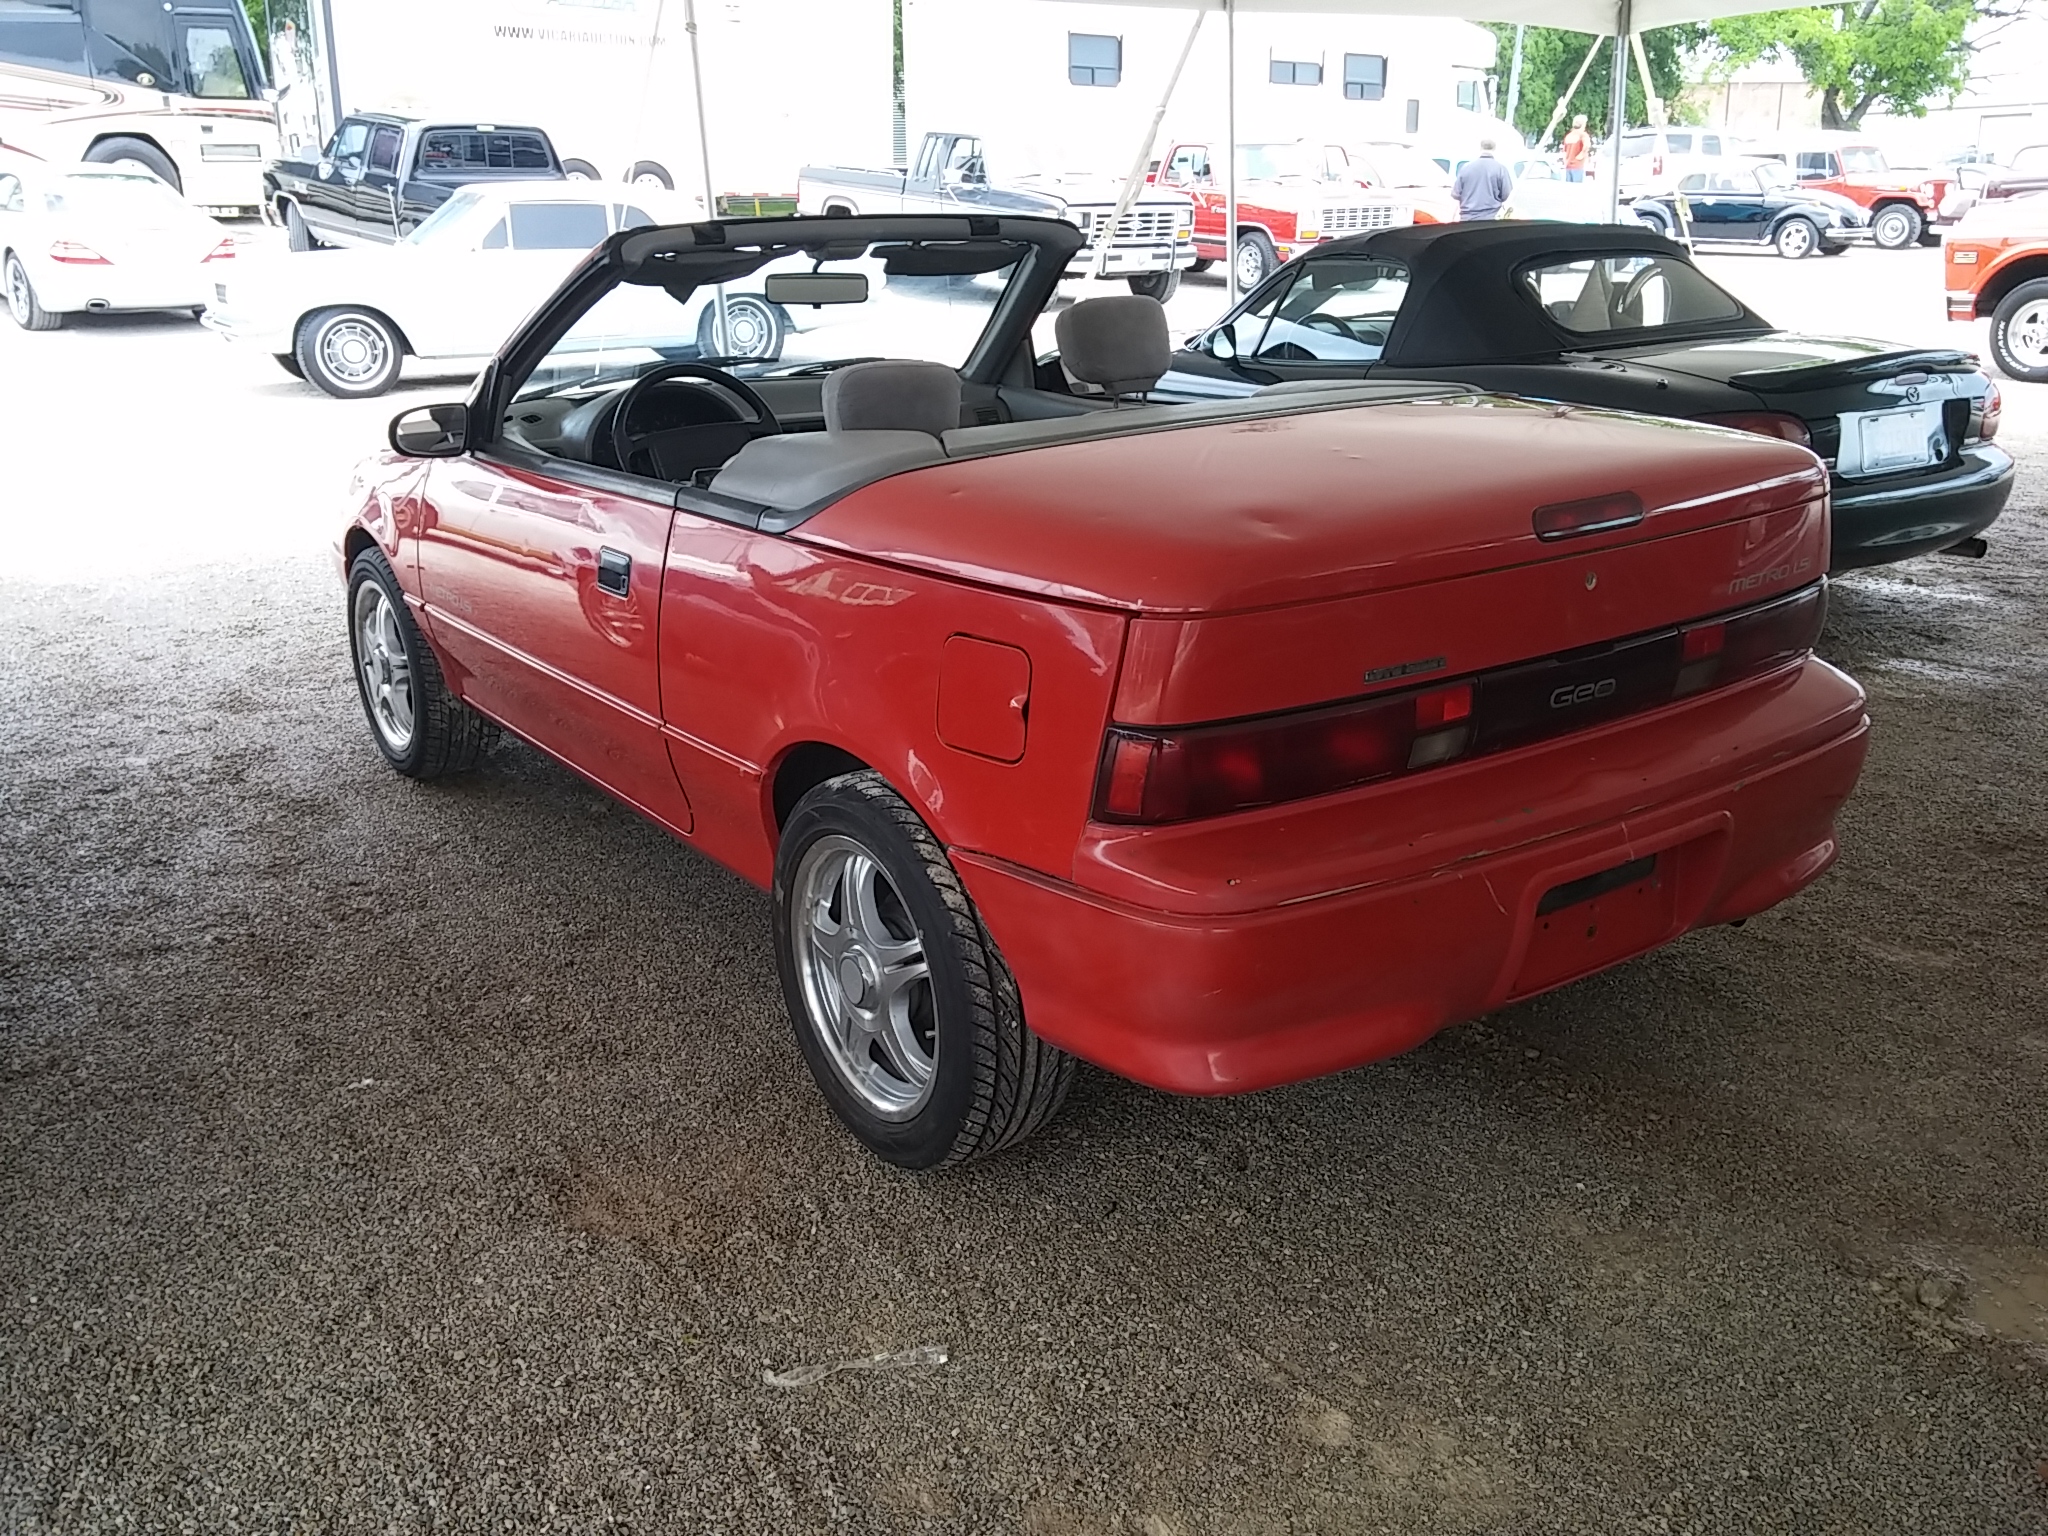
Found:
[3,249,2046,1535]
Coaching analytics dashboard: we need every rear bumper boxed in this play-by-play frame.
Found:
[959,661,1869,1095]
[1830,443,2013,568]
[29,262,210,315]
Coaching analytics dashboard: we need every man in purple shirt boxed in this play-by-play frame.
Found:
[1454,139,1516,221]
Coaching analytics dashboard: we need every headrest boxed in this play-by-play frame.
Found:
[822,360,962,437]
[1054,295,1171,397]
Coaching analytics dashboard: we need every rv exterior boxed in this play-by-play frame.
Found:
[310,0,893,207]
[0,0,277,214]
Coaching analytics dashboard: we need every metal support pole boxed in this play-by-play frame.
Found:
[1225,0,1238,307]
[1538,33,1603,150]
[681,0,732,353]
[1504,24,1526,134]
[1629,29,1683,243]
[1606,4,1631,223]
[1092,9,1205,280]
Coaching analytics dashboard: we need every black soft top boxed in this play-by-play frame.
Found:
[1311,221,1776,366]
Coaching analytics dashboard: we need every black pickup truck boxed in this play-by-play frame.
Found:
[264,114,563,250]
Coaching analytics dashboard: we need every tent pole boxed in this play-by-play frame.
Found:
[1504,24,1526,131]
[1629,30,1686,247]
[1605,6,1630,222]
[682,0,731,352]
[1538,33,1602,150]
[1092,8,1205,280]
[1225,0,1238,307]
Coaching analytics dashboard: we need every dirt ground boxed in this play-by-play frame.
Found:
[2,248,2046,1535]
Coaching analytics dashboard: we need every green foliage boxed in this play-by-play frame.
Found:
[1485,23,1702,145]
[240,0,311,73]
[1707,0,1978,129]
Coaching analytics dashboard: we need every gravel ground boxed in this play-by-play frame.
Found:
[2,246,2046,1535]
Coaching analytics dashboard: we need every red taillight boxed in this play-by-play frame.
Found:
[1532,491,1644,542]
[1674,584,1826,699]
[49,240,109,265]
[1696,411,1812,447]
[1094,585,1828,826]
[202,238,236,263]
[1977,381,2001,442]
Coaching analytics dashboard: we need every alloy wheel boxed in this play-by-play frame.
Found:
[791,834,937,1120]
[720,298,774,357]
[320,318,390,387]
[2005,300,2048,372]
[353,580,415,753]
[1235,239,1267,290]
[1776,220,1814,259]
[5,258,29,325]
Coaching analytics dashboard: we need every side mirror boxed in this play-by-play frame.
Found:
[390,402,467,457]
[1207,329,1236,360]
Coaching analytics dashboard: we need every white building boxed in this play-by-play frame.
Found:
[900,0,1507,175]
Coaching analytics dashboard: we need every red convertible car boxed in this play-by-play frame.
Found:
[342,213,1870,1168]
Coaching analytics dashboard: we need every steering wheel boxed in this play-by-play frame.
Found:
[1303,315,1359,342]
[609,362,781,480]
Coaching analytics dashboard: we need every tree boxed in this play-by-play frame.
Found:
[1706,0,1983,131]
[239,0,310,74]
[1485,23,1703,145]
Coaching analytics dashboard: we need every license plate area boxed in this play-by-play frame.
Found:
[1837,401,1946,477]
[1511,853,1675,999]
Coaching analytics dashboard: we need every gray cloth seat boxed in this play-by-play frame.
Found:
[708,359,962,512]
[1055,294,1171,399]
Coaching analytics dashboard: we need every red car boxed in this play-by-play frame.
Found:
[1944,195,2048,382]
[343,213,1869,1168]
[1151,139,1409,288]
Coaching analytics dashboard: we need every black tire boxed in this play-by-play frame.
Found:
[1990,278,2048,384]
[1820,242,1850,256]
[346,548,496,779]
[773,770,1075,1169]
[1869,202,1923,251]
[625,160,674,189]
[295,306,404,398]
[1633,207,1672,237]
[561,158,601,181]
[693,292,787,360]
[1234,229,1278,290]
[273,352,305,379]
[84,135,180,193]
[1188,257,1214,274]
[282,200,321,252]
[1127,268,1181,302]
[1773,216,1820,259]
[5,252,62,330]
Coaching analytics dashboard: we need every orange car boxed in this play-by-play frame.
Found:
[1945,196,2048,381]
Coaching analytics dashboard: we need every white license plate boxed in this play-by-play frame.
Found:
[1840,402,1945,476]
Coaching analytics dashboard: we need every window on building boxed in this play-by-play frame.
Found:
[1455,79,1481,112]
[1068,32,1120,87]
[1270,56,1322,86]
[1405,99,1421,134]
[1343,53,1385,101]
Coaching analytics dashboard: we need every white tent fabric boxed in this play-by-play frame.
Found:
[1043,0,1798,302]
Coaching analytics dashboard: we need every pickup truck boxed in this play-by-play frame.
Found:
[797,131,1196,299]
[1149,139,1410,291]
[1750,138,1950,251]
[264,114,563,251]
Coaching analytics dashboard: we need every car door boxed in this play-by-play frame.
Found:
[1720,168,1773,241]
[303,119,369,241]
[353,122,405,242]
[414,453,692,833]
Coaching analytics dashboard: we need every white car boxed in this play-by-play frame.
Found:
[204,181,795,397]
[1,158,236,331]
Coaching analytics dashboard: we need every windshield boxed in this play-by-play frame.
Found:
[1754,159,1792,189]
[1237,143,1321,181]
[403,189,490,247]
[512,238,1027,402]
[1840,146,1887,173]
[43,173,186,216]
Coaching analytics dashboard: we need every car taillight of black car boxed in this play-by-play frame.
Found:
[1094,583,1828,826]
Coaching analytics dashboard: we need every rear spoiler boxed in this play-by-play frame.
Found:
[1728,347,1978,392]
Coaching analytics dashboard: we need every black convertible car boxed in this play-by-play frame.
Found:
[1153,222,2011,569]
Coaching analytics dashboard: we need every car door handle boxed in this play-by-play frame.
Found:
[596,547,631,596]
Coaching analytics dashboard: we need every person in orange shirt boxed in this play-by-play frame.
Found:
[1562,114,1592,183]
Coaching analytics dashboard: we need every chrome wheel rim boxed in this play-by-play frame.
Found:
[5,259,30,325]
[353,581,414,753]
[320,317,390,386]
[1873,208,1910,247]
[2006,300,2048,369]
[1778,221,1813,257]
[720,299,773,357]
[792,835,936,1120]
[1235,240,1265,289]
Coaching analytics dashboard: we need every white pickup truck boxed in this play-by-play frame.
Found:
[798,130,1197,299]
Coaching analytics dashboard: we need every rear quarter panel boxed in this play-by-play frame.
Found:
[657,511,1127,889]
